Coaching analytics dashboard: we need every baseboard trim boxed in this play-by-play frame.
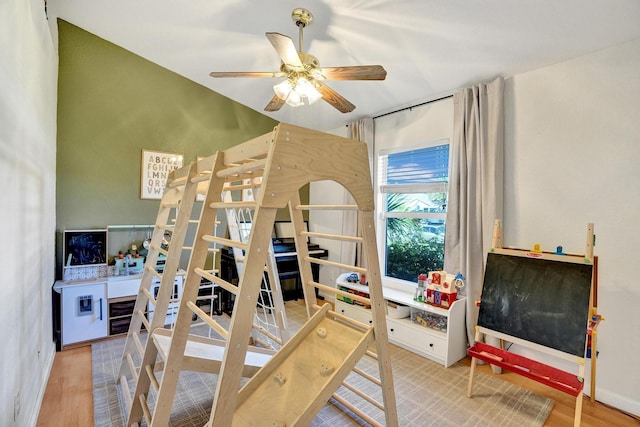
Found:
[30,341,56,427]
[592,387,640,420]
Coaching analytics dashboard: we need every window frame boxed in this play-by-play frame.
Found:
[375,139,451,290]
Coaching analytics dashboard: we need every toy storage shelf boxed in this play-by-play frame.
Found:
[335,273,467,367]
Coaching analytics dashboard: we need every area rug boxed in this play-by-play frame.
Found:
[93,303,553,426]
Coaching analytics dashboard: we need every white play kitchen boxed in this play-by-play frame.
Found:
[53,227,183,349]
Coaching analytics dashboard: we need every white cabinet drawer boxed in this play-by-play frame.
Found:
[387,318,447,360]
[335,300,373,326]
[108,278,141,298]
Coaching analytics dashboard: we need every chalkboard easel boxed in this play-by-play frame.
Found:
[466,220,603,427]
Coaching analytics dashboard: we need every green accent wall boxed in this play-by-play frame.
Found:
[56,19,279,229]
[56,19,309,275]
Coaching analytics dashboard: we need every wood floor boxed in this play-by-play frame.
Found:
[37,343,638,426]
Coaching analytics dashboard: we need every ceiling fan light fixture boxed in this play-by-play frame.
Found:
[273,79,293,100]
[296,77,322,104]
[273,76,322,107]
[285,87,304,107]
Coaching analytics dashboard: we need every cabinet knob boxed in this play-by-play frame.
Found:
[429,343,434,348]
[390,328,394,332]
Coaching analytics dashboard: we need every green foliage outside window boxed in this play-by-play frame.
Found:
[385,193,445,282]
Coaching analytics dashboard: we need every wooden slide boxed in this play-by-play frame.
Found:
[233,304,374,426]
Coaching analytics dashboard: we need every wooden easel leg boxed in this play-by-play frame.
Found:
[467,357,478,398]
[590,330,597,402]
[574,392,584,427]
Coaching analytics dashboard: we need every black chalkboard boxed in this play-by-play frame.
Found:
[63,230,108,266]
[477,252,593,357]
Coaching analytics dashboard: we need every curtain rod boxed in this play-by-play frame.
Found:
[372,94,453,120]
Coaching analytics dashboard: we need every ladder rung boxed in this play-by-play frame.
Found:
[216,158,267,178]
[144,265,162,281]
[195,293,218,302]
[137,310,150,331]
[352,366,382,387]
[305,256,366,274]
[139,394,152,426]
[163,224,175,232]
[312,303,372,331]
[150,245,169,257]
[181,246,220,253]
[252,322,282,346]
[145,364,160,393]
[302,231,363,243]
[125,352,138,382]
[331,393,382,427]
[191,172,212,183]
[341,380,384,410]
[295,204,359,210]
[132,330,145,357]
[201,234,248,251]
[142,288,156,306]
[119,375,132,411]
[186,301,228,338]
[223,181,262,191]
[167,176,188,188]
[209,200,257,209]
[194,267,238,295]
[160,202,180,208]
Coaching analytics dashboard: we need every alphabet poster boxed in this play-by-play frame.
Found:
[141,149,184,199]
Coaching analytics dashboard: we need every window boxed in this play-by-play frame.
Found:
[378,142,449,283]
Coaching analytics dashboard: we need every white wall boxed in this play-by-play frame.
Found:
[504,37,640,415]
[0,1,58,426]
[311,37,640,415]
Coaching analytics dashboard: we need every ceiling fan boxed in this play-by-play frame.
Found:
[209,8,387,113]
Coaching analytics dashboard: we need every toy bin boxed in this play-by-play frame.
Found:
[386,301,410,319]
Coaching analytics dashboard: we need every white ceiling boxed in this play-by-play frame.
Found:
[47,0,640,131]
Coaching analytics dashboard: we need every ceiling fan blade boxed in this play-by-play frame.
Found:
[316,83,356,113]
[209,71,285,78]
[320,65,387,81]
[264,95,286,112]
[266,32,303,69]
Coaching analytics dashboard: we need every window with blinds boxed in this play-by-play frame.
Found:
[378,142,450,282]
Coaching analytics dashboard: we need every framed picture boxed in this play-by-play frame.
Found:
[141,149,184,199]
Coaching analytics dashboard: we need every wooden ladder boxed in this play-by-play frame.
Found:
[116,162,206,411]
[124,152,288,426]
[128,123,398,427]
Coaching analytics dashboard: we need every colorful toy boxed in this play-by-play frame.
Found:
[426,270,462,309]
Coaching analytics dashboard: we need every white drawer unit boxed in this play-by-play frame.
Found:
[59,280,108,347]
[334,299,373,326]
[336,273,467,367]
[387,317,448,362]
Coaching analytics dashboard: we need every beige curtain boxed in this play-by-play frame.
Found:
[444,77,504,347]
[345,118,374,267]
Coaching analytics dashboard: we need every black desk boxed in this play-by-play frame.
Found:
[220,240,328,310]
